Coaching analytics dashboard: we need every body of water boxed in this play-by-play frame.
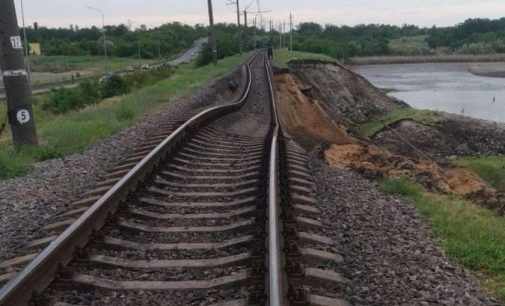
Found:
[355,63,505,123]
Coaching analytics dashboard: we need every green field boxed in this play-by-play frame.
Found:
[29,55,154,73]
[0,53,248,179]
[0,56,157,90]
[381,177,505,302]
[273,49,336,68]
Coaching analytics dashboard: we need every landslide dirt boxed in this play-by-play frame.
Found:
[288,60,408,125]
[276,60,505,213]
[274,59,505,304]
[274,72,355,148]
[324,143,500,210]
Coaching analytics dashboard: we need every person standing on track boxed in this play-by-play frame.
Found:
[268,45,274,60]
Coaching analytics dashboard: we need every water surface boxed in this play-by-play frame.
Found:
[355,63,505,123]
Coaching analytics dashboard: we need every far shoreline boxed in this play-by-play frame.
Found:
[351,57,505,79]
[348,54,505,66]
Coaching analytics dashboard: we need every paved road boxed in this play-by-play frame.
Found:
[169,37,207,66]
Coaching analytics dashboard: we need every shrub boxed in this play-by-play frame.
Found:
[196,43,215,67]
[124,68,173,89]
[100,75,130,98]
[79,79,101,104]
[43,79,103,114]
[44,87,85,113]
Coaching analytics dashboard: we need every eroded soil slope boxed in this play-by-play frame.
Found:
[274,72,354,147]
[274,60,503,305]
[289,60,407,125]
[277,60,505,214]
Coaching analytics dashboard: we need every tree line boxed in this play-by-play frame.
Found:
[22,17,505,61]
[23,22,267,60]
[25,22,205,59]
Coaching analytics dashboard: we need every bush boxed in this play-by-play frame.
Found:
[196,43,215,67]
[43,79,102,113]
[79,79,101,104]
[44,87,85,113]
[100,75,130,98]
[43,68,175,115]
[124,67,173,89]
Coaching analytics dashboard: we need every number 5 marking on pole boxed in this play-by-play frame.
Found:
[16,109,30,124]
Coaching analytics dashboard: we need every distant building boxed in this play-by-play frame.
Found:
[29,43,41,56]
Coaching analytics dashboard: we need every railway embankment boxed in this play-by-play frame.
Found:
[274,57,505,304]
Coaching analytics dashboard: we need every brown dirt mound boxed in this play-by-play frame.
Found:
[288,60,407,125]
[274,72,354,148]
[324,143,497,201]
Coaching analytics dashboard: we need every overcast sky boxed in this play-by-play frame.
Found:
[13,0,505,29]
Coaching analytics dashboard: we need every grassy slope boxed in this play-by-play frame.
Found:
[357,108,442,138]
[381,177,505,301]
[0,53,248,179]
[454,156,505,192]
[273,48,336,68]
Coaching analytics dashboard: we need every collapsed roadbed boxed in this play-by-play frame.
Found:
[273,58,504,305]
[275,59,505,214]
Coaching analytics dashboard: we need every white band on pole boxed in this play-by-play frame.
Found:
[3,69,28,77]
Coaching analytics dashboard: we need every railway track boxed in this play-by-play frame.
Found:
[0,52,350,306]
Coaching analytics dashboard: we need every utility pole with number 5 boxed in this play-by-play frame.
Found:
[0,0,38,147]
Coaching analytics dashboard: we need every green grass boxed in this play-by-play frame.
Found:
[357,108,442,138]
[273,48,336,68]
[454,156,505,192]
[0,53,248,179]
[29,55,154,73]
[0,103,6,133]
[389,35,429,55]
[381,177,505,301]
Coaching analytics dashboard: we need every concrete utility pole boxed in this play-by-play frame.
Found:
[207,0,217,64]
[227,0,242,54]
[253,15,257,48]
[279,22,282,49]
[289,12,293,52]
[87,6,108,72]
[236,0,242,53]
[0,0,38,146]
[243,10,248,28]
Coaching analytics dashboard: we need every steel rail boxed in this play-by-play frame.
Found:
[265,56,286,306]
[0,54,257,306]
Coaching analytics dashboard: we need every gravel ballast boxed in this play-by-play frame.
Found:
[0,65,246,262]
[308,149,502,306]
